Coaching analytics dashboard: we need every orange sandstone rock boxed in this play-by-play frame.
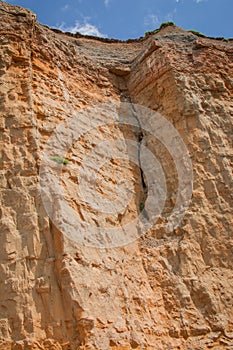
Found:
[0,1,233,349]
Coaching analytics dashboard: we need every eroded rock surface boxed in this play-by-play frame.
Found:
[0,1,233,349]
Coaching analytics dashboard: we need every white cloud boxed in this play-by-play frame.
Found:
[144,9,176,29]
[144,14,160,28]
[104,0,110,6]
[56,21,107,37]
[164,8,177,22]
[61,4,70,11]
[176,0,207,3]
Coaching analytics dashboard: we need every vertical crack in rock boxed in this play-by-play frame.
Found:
[112,71,149,222]
[130,103,148,215]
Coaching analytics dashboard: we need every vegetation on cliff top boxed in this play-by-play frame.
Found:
[144,21,175,37]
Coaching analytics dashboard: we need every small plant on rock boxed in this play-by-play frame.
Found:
[139,202,145,212]
[50,155,69,165]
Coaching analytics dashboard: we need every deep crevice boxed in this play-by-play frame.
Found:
[111,72,149,217]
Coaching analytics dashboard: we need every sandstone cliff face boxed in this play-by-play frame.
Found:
[0,1,233,349]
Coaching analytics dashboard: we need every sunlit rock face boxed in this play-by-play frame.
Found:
[0,1,233,349]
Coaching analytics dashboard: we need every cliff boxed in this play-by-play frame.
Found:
[0,1,233,349]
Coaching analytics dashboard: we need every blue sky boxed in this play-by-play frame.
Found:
[3,0,233,40]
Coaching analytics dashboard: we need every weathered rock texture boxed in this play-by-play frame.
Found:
[0,1,233,349]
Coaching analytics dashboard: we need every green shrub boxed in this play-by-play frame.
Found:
[188,30,205,37]
[139,202,144,212]
[50,155,69,165]
[144,29,159,36]
[159,21,174,29]
[144,22,174,37]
